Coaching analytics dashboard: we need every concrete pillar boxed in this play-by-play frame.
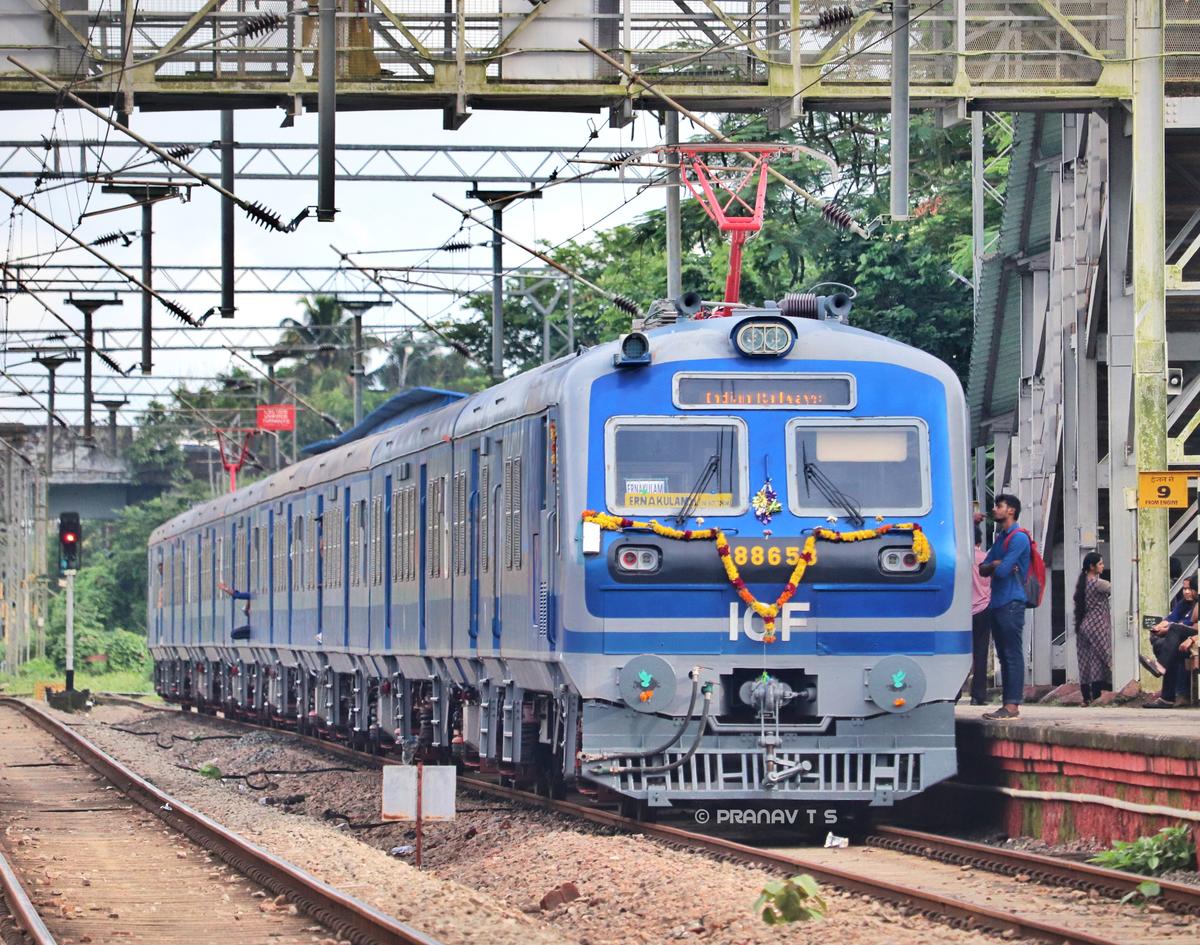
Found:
[1130,2,1169,689]
[1106,106,1139,690]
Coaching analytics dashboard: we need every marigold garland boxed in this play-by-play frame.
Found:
[582,510,931,644]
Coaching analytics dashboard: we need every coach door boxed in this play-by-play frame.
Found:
[154,547,165,646]
[418,464,428,651]
[315,494,324,643]
[228,520,238,644]
[536,410,559,648]
[251,517,262,640]
[266,508,275,644]
[468,447,481,647]
[490,441,503,644]
[383,475,393,649]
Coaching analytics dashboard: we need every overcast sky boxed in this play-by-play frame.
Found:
[1,103,678,426]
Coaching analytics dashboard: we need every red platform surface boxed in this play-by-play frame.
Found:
[952,705,1200,851]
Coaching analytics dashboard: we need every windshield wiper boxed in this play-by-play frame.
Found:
[802,441,865,527]
[675,452,720,525]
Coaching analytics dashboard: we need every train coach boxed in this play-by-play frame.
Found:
[149,289,972,811]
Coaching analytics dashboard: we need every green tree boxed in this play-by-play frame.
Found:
[370,332,490,393]
[44,479,209,672]
[532,111,978,379]
[277,294,356,374]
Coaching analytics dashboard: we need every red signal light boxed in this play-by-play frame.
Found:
[63,532,77,543]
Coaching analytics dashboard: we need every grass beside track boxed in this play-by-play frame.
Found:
[0,662,155,699]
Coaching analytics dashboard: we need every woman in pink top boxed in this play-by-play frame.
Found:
[967,525,993,704]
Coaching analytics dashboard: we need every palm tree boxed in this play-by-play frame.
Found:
[276,295,353,374]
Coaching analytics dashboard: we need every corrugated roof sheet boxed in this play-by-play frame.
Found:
[967,113,1061,443]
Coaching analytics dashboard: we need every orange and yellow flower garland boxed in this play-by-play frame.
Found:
[582,511,931,643]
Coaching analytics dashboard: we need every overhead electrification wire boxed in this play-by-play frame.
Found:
[4,0,123,302]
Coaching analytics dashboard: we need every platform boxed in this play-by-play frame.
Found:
[935,705,1200,851]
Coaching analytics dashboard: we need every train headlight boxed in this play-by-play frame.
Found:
[732,319,794,357]
[613,332,652,367]
[879,546,923,573]
[616,545,661,572]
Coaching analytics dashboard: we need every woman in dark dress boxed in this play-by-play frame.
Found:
[1144,574,1199,708]
[1073,552,1111,705]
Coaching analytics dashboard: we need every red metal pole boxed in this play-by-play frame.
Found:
[724,230,747,305]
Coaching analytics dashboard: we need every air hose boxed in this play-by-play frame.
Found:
[582,668,701,764]
[590,683,713,777]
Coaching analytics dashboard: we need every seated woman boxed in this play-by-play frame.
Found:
[1141,577,1195,677]
[1143,576,1198,708]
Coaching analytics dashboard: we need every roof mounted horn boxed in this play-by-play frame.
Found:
[674,291,703,319]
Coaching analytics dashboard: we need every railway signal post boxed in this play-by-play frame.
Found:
[64,567,75,692]
[58,512,81,692]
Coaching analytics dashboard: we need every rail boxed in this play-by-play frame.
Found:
[87,697,1200,943]
[0,697,444,945]
[0,845,56,945]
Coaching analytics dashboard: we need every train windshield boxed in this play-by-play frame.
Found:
[605,417,747,515]
[785,420,930,517]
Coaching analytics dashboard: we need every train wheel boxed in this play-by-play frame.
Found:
[838,806,875,840]
[533,746,561,798]
[617,797,644,821]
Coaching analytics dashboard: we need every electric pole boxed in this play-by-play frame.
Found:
[339,298,383,427]
[100,183,179,374]
[466,186,542,383]
[66,296,122,443]
[97,399,129,454]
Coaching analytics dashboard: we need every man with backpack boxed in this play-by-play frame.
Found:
[978,494,1032,720]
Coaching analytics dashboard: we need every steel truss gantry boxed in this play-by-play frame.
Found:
[0,1,1151,114]
[967,0,1194,693]
[0,140,663,186]
[1,261,565,297]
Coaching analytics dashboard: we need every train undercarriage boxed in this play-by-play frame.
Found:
[153,649,958,813]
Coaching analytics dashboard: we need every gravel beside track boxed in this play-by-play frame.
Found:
[69,702,1043,945]
[781,845,1197,945]
[43,703,570,945]
[0,704,332,945]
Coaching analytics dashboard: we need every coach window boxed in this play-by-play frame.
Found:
[785,419,931,517]
[604,417,748,516]
[295,517,305,589]
[358,499,368,585]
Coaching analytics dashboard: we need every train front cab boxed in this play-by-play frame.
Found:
[567,315,972,808]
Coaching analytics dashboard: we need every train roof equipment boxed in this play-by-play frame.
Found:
[301,386,466,456]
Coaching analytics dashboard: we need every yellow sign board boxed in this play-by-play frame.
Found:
[1137,471,1190,508]
[623,492,733,509]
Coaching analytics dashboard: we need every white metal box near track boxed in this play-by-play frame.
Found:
[382,765,457,821]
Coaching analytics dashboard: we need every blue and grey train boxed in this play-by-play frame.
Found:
[149,290,971,810]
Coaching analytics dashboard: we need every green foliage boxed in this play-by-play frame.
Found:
[1087,827,1195,876]
[38,480,206,679]
[106,629,151,672]
[1120,880,1162,910]
[126,400,190,477]
[198,762,223,779]
[12,657,55,679]
[0,667,153,697]
[448,111,976,382]
[754,873,827,925]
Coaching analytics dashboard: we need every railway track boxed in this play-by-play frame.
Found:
[89,698,1200,945]
[0,698,440,945]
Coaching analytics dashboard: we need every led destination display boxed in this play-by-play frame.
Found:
[674,373,854,409]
